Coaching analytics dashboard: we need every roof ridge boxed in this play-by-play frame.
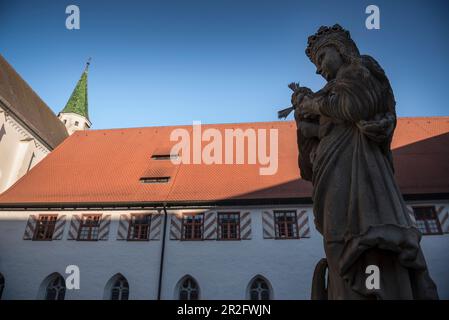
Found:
[70,120,297,133]
[398,115,449,120]
[70,116,449,134]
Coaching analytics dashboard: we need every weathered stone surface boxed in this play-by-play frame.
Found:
[289,24,439,300]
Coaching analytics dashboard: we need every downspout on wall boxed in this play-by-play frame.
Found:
[157,203,169,300]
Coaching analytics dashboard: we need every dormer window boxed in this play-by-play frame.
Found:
[140,177,170,183]
[139,162,175,184]
[151,146,179,161]
[151,154,179,161]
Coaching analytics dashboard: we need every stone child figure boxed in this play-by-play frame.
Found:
[291,24,438,299]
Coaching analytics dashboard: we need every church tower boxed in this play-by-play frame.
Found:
[59,59,91,135]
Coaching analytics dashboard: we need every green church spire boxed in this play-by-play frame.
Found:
[61,58,90,120]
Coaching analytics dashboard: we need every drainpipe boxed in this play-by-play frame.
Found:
[157,203,169,300]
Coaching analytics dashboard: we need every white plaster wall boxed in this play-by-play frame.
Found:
[161,204,449,299]
[0,206,323,300]
[0,106,49,193]
[161,206,324,300]
[409,201,449,299]
[421,235,449,299]
[0,203,447,300]
[58,112,90,135]
[0,210,163,300]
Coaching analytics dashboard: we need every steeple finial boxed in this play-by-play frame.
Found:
[85,57,91,73]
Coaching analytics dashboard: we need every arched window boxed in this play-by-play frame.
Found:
[0,273,4,299]
[178,276,199,300]
[248,276,272,300]
[111,275,129,300]
[44,273,66,300]
[105,274,129,300]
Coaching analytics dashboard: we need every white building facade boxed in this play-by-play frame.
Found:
[0,201,448,300]
[0,55,69,193]
[0,118,448,300]
[0,106,50,193]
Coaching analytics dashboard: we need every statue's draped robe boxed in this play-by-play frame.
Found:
[297,57,439,299]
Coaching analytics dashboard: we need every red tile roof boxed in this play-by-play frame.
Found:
[0,117,448,206]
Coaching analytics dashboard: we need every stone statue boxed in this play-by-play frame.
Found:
[282,24,439,299]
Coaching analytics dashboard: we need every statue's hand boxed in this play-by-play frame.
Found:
[357,112,395,143]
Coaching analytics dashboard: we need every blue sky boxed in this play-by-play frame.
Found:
[0,0,448,129]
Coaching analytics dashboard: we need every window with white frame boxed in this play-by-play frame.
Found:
[218,212,240,240]
[33,214,58,240]
[182,213,204,240]
[412,206,442,235]
[274,210,298,239]
[128,214,151,240]
[77,214,101,240]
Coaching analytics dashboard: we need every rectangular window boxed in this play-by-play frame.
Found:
[274,210,298,239]
[77,214,102,241]
[128,214,151,240]
[33,215,58,240]
[182,213,204,240]
[218,212,240,240]
[413,206,442,235]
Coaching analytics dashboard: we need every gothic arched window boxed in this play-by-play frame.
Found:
[110,275,129,300]
[178,276,199,300]
[248,276,271,300]
[45,274,66,300]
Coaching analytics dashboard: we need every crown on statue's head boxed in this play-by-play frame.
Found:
[305,24,360,64]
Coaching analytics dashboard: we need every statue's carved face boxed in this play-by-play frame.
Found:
[314,45,344,81]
